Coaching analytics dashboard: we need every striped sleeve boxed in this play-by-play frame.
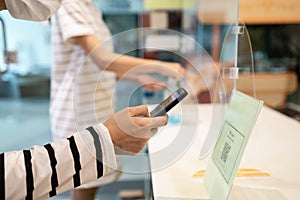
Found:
[0,123,117,200]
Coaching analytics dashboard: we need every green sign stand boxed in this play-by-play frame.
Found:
[204,90,264,200]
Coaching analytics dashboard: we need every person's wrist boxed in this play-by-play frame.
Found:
[93,123,118,172]
[103,119,116,144]
[102,121,111,135]
[95,122,116,152]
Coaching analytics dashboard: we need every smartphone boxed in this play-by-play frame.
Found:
[150,88,188,117]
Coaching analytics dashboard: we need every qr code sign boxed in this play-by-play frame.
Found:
[220,142,231,163]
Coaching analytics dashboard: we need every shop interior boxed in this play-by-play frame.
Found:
[0,0,299,199]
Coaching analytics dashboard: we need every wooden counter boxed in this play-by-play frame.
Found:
[233,72,297,108]
[198,0,300,24]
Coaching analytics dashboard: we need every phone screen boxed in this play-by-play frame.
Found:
[150,88,188,117]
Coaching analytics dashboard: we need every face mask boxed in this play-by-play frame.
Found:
[5,0,62,21]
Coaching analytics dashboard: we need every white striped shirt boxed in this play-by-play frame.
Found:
[0,124,117,200]
[50,0,116,140]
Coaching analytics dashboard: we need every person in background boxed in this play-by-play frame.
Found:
[0,0,169,199]
[50,0,185,199]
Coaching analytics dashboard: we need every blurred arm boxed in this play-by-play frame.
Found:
[73,35,184,81]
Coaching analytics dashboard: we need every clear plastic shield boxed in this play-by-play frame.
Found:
[72,27,228,173]
[218,22,255,102]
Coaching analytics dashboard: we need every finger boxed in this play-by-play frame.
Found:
[128,105,149,117]
[152,82,167,89]
[149,128,158,137]
[139,127,158,138]
[149,115,168,128]
[177,66,186,76]
[143,82,166,92]
[167,64,185,81]
[170,72,184,81]
[134,115,168,128]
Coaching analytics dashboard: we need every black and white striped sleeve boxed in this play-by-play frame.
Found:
[0,123,117,200]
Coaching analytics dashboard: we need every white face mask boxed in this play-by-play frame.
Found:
[5,0,62,21]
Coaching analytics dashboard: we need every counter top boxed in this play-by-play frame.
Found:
[148,104,300,199]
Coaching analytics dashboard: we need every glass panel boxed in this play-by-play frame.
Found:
[218,22,255,103]
[197,0,246,158]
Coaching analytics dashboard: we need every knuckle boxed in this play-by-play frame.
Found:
[143,105,149,113]
[141,137,149,143]
[151,128,158,134]
[127,107,133,116]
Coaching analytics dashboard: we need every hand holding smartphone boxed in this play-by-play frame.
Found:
[150,88,188,117]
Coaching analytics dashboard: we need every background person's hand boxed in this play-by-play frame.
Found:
[130,73,167,91]
[163,62,185,80]
[103,105,168,155]
[146,61,185,81]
